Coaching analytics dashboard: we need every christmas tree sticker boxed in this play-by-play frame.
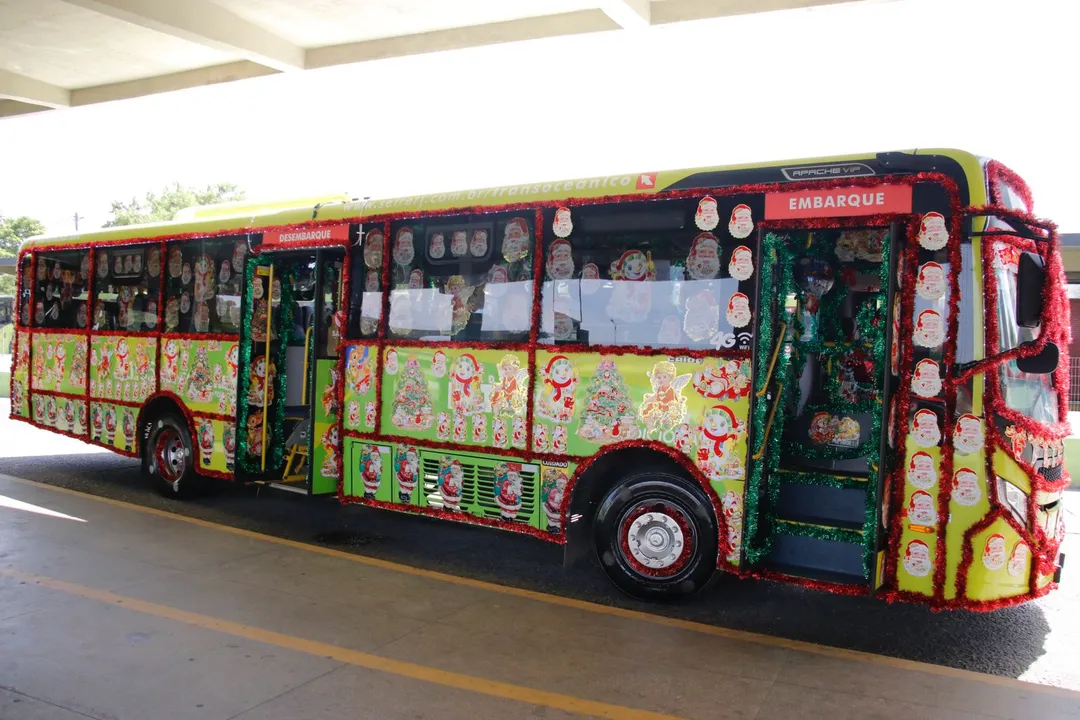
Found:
[577,357,641,445]
[187,345,214,403]
[391,355,434,431]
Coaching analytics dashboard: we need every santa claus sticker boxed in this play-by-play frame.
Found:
[429,231,446,259]
[903,539,932,577]
[912,359,942,398]
[450,230,468,258]
[683,290,719,342]
[364,229,384,269]
[917,212,949,251]
[470,228,488,258]
[982,533,1007,571]
[728,245,754,282]
[546,238,575,280]
[953,414,984,455]
[912,408,941,447]
[907,490,937,526]
[392,227,414,266]
[914,309,944,348]
[552,207,573,238]
[686,233,721,280]
[916,262,946,301]
[503,217,531,262]
[1008,542,1029,577]
[952,467,981,506]
[694,196,719,231]
[728,203,754,239]
[907,451,937,489]
[725,292,751,328]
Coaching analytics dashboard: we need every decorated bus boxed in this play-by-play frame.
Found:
[10,148,1069,609]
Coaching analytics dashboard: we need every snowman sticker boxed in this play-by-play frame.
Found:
[470,228,488,258]
[953,414,984,455]
[916,262,946,301]
[695,196,719,231]
[429,231,446,259]
[982,533,1007,571]
[1008,542,1030,578]
[725,292,751,328]
[393,227,414,266]
[450,230,468,258]
[546,238,575,280]
[914,309,944,348]
[728,245,754,282]
[912,359,942,398]
[552,207,573,238]
[728,203,754,239]
[908,490,937,526]
[908,451,937,489]
[363,228,384,269]
[686,233,720,280]
[917,212,949,251]
[903,539,932,577]
[952,467,982,506]
[912,408,941,447]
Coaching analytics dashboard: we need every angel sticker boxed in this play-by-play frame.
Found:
[490,354,528,418]
[639,360,691,434]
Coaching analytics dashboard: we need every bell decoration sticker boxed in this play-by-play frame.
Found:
[912,358,942,398]
[695,196,720,231]
[1008,541,1030,577]
[686,232,721,280]
[363,228,384,269]
[392,226,414,266]
[952,468,981,506]
[903,539,932,577]
[983,533,1007,571]
[503,217,531,262]
[907,451,937,489]
[917,211,949,251]
[728,203,754,239]
[450,230,468,257]
[916,262,946,301]
[908,489,937,526]
[429,231,446,259]
[728,245,754,282]
[546,238,575,280]
[912,408,941,447]
[683,289,719,342]
[725,292,751,328]
[914,309,944,348]
[553,206,573,238]
[470,228,489,258]
[953,413,984,455]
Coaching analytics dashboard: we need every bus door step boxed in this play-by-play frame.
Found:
[763,523,869,583]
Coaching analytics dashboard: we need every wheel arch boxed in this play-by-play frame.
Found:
[137,391,196,460]
[561,441,728,570]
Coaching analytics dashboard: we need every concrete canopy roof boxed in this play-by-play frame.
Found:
[2,0,873,118]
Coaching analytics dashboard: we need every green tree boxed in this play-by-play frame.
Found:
[0,215,45,295]
[103,182,245,227]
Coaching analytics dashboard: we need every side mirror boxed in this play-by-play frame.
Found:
[1015,340,1059,374]
[1017,251,1045,328]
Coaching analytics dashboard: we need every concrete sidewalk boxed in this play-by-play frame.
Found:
[1,474,1078,720]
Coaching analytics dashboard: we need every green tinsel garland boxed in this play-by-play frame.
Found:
[775,519,865,546]
[235,255,295,474]
[776,469,868,491]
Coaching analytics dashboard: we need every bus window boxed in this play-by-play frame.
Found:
[18,255,31,326]
[91,244,162,332]
[538,200,752,350]
[317,251,344,357]
[385,214,534,342]
[162,237,246,335]
[348,225,382,339]
[33,250,90,330]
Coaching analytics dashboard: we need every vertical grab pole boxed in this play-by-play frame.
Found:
[260,263,275,472]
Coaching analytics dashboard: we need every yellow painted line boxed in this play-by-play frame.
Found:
[5,474,1080,701]
[0,567,682,720]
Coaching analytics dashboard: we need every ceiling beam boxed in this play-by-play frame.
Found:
[57,0,305,72]
[0,69,71,109]
[600,0,652,29]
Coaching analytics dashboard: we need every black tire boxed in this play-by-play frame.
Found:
[142,412,205,499]
[594,470,718,600]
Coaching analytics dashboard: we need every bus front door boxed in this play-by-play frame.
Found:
[747,227,895,588]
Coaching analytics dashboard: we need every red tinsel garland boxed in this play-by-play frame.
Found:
[986,160,1035,213]
[754,568,871,597]
[526,209,544,458]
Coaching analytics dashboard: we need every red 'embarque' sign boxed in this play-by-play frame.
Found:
[765,185,912,220]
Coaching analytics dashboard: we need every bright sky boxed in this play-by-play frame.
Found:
[0,0,1076,236]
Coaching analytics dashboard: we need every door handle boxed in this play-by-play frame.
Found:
[752,382,784,461]
[755,321,787,398]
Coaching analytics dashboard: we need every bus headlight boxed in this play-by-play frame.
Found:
[996,476,1029,527]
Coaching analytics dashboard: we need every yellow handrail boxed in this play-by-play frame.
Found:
[260,263,274,472]
[301,323,313,405]
[752,383,784,461]
[755,321,787,398]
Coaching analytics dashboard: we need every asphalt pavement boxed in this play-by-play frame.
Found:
[1,399,1078,691]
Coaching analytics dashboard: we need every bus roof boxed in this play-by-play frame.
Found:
[19,147,984,251]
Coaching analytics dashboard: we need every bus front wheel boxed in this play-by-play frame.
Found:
[594,471,717,600]
[143,412,204,499]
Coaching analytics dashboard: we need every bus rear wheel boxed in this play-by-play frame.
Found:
[594,471,717,600]
[143,412,204,499]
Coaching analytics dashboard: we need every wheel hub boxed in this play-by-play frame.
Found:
[626,511,685,570]
[155,428,186,483]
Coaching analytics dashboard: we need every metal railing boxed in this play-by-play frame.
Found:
[1070,357,1080,412]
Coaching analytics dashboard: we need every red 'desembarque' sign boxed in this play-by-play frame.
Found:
[262,224,350,247]
[765,185,912,220]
